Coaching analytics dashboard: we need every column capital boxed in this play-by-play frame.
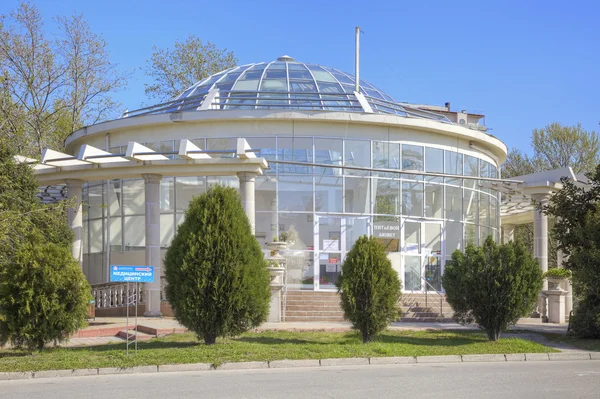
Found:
[65,179,85,188]
[530,193,552,203]
[237,172,258,182]
[142,173,162,184]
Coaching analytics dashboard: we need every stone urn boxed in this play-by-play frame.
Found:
[546,277,567,291]
[265,241,287,322]
[266,241,287,252]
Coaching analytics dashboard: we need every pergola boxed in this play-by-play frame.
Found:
[499,167,587,321]
[16,138,268,317]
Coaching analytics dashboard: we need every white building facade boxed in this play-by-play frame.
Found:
[62,57,507,295]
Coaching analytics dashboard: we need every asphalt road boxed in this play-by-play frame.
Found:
[1,360,599,399]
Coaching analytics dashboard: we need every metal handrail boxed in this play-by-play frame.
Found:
[406,268,445,317]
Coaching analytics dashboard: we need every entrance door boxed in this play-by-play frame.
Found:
[314,216,370,290]
[401,220,444,292]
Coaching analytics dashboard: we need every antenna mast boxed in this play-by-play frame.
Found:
[355,26,360,92]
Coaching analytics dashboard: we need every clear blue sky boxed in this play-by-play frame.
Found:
[2,0,599,152]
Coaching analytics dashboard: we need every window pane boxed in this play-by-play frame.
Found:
[255,176,277,212]
[425,147,443,173]
[374,178,400,216]
[345,177,370,214]
[463,189,478,224]
[445,151,463,177]
[465,223,478,246]
[446,221,462,253]
[88,183,104,219]
[372,141,400,172]
[124,215,145,249]
[315,176,342,213]
[464,155,479,177]
[123,179,145,215]
[278,137,313,174]
[175,177,206,211]
[279,175,313,212]
[402,144,424,171]
[344,139,370,176]
[315,138,342,175]
[425,182,443,218]
[445,185,462,221]
[160,177,174,212]
[160,214,174,247]
[89,219,103,253]
[278,213,314,250]
[402,182,423,217]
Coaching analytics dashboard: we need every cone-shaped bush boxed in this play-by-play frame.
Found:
[337,235,401,343]
[442,236,542,341]
[0,240,91,352]
[164,185,270,345]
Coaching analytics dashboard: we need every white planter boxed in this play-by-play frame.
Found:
[266,242,287,251]
[547,276,567,291]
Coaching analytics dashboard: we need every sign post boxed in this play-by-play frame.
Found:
[110,265,155,355]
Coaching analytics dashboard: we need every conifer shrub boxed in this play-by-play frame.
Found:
[337,235,401,343]
[0,241,91,351]
[442,237,542,341]
[164,186,270,345]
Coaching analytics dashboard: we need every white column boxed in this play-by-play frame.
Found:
[238,172,257,235]
[502,224,515,244]
[532,194,549,290]
[142,173,162,317]
[66,179,84,266]
[532,194,550,320]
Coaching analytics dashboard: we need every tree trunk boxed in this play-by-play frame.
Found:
[486,328,500,341]
[204,334,217,345]
[362,330,371,343]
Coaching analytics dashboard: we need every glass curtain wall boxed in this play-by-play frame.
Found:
[82,136,501,292]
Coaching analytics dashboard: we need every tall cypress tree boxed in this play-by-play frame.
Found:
[0,138,90,351]
[164,185,270,345]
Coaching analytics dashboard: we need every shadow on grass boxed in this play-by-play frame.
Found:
[64,340,201,353]
[0,352,29,359]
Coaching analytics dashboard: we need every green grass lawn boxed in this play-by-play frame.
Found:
[539,333,600,352]
[0,330,557,373]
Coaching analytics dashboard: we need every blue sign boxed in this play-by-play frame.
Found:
[110,265,155,283]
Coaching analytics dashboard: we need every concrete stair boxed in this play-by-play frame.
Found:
[116,329,155,341]
[282,290,456,323]
[283,291,345,322]
[400,293,455,322]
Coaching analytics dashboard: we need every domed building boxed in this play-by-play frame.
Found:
[36,56,508,317]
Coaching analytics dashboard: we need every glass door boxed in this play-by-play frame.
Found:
[314,216,370,291]
[401,220,444,292]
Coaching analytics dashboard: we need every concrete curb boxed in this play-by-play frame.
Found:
[1,352,598,381]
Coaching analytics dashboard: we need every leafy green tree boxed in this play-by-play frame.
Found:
[0,2,128,157]
[144,35,237,101]
[442,237,542,341]
[0,138,90,351]
[543,165,600,338]
[502,122,598,269]
[164,186,270,345]
[337,236,401,343]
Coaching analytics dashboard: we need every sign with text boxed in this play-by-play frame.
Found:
[110,265,154,283]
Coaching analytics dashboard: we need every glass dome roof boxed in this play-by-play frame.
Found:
[124,56,449,122]
[174,56,399,112]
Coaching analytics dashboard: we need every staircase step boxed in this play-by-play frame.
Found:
[398,317,455,323]
[286,311,345,317]
[116,329,155,341]
[285,305,342,312]
[285,315,345,322]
